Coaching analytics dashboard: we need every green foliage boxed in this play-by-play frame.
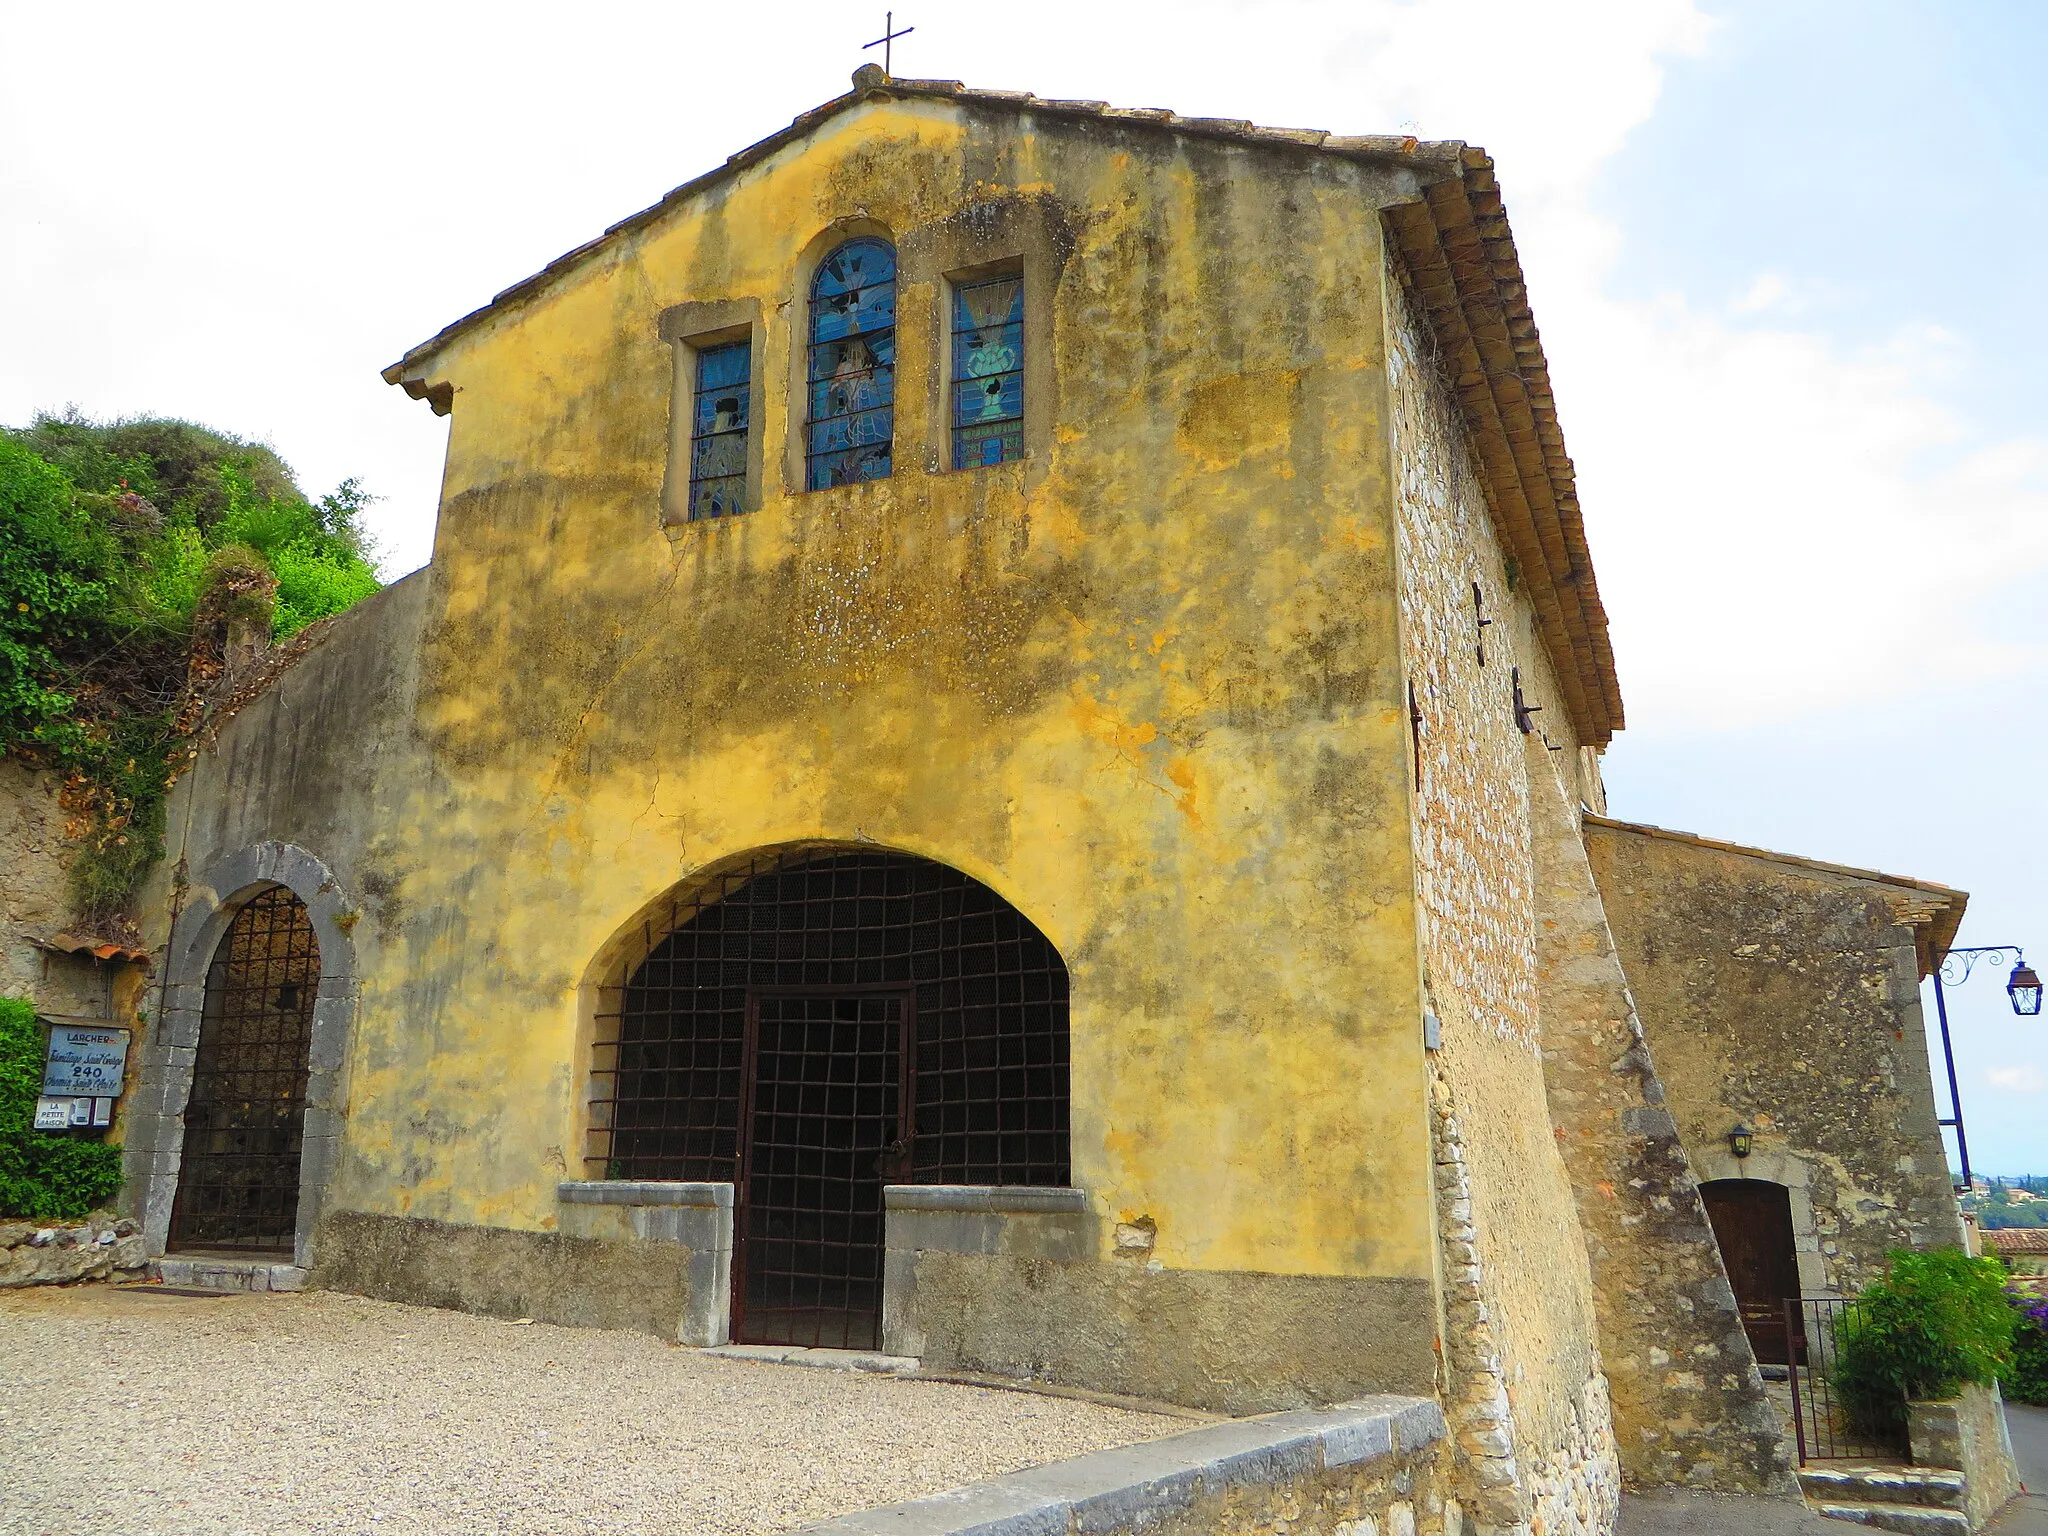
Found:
[0,441,114,744]
[0,998,123,1220]
[2002,1311,2048,1405]
[0,412,382,920]
[1833,1248,2018,1434]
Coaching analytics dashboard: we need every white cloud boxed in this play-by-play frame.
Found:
[1729,274,1790,315]
[1989,1065,2047,1093]
[4,0,2040,732]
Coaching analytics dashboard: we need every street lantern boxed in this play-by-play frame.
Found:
[2010,960,2044,1018]
[1728,1123,1754,1159]
[1933,943,2043,1190]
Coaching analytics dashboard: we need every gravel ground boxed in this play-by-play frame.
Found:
[0,1286,1184,1536]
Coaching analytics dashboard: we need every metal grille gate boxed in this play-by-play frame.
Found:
[738,993,909,1349]
[168,886,318,1254]
[591,849,1071,1350]
[1785,1297,1911,1463]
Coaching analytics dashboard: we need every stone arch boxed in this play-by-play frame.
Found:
[128,841,359,1269]
[580,843,1072,1350]
[1692,1147,1830,1296]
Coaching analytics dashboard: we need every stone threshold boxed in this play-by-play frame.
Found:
[704,1343,919,1375]
[148,1256,308,1293]
[792,1394,1446,1535]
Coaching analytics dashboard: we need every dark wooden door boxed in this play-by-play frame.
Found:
[1701,1179,1802,1364]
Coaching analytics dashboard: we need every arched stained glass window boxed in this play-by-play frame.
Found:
[806,238,896,489]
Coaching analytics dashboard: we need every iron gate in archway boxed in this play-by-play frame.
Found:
[168,885,319,1255]
[589,849,1071,1350]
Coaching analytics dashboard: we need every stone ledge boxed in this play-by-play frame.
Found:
[150,1257,307,1293]
[791,1395,1445,1535]
[557,1180,734,1208]
[883,1185,1088,1214]
[706,1344,918,1375]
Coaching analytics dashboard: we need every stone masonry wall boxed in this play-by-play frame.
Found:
[1388,263,1620,1533]
[1585,823,1965,1295]
[0,758,111,1018]
[1525,746,1790,1491]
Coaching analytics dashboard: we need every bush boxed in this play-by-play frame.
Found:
[1,414,382,920]
[1833,1248,2017,1435]
[0,998,123,1220]
[2000,1282,2048,1405]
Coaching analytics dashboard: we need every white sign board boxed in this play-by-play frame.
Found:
[42,1024,130,1097]
[33,1097,71,1130]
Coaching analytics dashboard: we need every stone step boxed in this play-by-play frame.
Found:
[1811,1500,1970,1536]
[147,1257,307,1293]
[1799,1466,1966,1510]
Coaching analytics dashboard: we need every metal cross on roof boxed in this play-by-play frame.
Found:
[863,11,914,76]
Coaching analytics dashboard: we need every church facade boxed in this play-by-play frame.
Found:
[108,69,1974,1535]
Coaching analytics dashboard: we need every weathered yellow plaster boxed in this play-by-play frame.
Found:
[267,95,1440,1286]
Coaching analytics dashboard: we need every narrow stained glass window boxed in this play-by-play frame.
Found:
[806,238,896,489]
[951,273,1024,469]
[688,339,751,520]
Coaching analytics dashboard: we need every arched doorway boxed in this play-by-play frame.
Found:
[1701,1178,1802,1364]
[592,849,1070,1350]
[168,886,320,1254]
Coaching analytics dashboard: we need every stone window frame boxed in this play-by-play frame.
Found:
[941,257,1027,471]
[658,298,765,531]
[905,199,1062,480]
[1692,1147,1833,1297]
[123,841,359,1270]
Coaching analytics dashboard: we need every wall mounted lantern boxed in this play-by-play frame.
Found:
[2009,959,2043,1018]
[1728,1124,1754,1160]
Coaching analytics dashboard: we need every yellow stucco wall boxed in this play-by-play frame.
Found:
[315,96,1440,1283]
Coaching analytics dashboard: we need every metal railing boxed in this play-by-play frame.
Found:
[1784,1297,1911,1463]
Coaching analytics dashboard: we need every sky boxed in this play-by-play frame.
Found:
[4,1,2043,1171]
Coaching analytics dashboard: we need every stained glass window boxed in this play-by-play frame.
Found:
[688,339,751,520]
[806,238,896,489]
[951,273,1024,469]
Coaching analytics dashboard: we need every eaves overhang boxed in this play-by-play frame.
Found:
[383,67,1625,745]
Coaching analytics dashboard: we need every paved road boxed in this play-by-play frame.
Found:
[1988,1401,2048,1535]
[1620,1488,1843,1535]
[1623,1401,2048,1536]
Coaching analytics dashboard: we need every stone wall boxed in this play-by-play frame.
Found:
[1387,250,1620,1532]
[1909,1385,2021,1531]
[1525,750,1790,1492]
[794,1394,1452,1536]
[0,758,112,1018]
[1584,820,1965,1295]
[0,1216,145,1287]
[310,1209,700,1340]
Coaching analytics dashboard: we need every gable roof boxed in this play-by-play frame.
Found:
[1584,813,1969,977]
[383,66,1623,745]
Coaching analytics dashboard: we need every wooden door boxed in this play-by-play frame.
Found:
[1700,1179,1802,1365]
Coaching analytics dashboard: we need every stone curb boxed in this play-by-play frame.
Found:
[882,1186,1089,1214]
[705,1343,919,1375]
[791,1395,1445,1535]
[556,1180,734,1208]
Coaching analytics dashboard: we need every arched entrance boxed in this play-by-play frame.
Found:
[592,849,1070,1350]
[1701,1178,1802,1364]
[167,886,320,1254]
